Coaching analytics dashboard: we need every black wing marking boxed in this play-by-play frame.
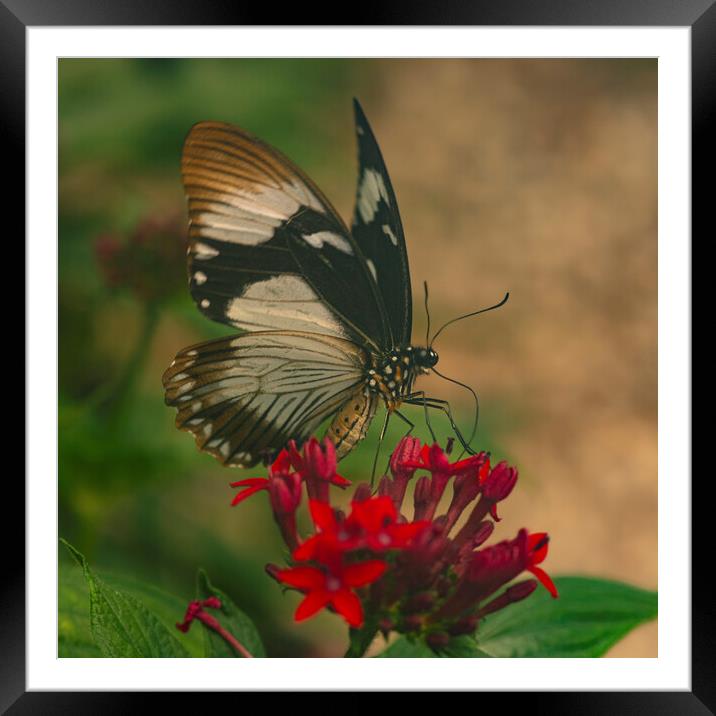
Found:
[182,121,392,348]
[350,99,412,347]
[163,330,368,467]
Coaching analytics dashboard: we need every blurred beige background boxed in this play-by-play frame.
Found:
[343,60,657,656]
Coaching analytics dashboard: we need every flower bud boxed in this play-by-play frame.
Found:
[413,475,433,520]
[403,591,436,614]
[301,437,349,501]
[476,579,538,619]
[448,615,479,636]
[426,631,451,650]
[401,614,423,632]
[388,436,423,510]
[303,437,336,482]
[389,436,423,480]
[377,474,392,497]
[379,617,395,638]
[352,482,372,503]
[481,462,518,521]
[264,563,283,583]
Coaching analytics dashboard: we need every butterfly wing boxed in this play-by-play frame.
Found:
[163,331,368,467]
[182,121,392,350]
[350,99,412,347]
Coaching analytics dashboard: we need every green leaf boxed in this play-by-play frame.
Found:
[377,636,436,658]
[475,576,658,657]
[196,569,266,657]
[100,574,205,657]
[59,560,205,657]
[377,635,492,658]
[58,567,103,657]
[61,539,190,658]
[439,635,493,657]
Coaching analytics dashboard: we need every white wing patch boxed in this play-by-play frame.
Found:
[357,168,390,223]
[382,224,398,246]
[193,243,219,259]
[225,275,348,338]
[366,258,378,282]
[301,230,353,254]
[183,122,328,253]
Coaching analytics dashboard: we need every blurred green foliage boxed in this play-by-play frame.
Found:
[58,59,505,657]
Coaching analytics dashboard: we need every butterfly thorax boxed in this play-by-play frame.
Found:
[366,346,439,409]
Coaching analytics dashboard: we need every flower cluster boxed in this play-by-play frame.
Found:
[94,212,187,302]
[231,436,557,649]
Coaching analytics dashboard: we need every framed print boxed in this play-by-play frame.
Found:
[9,1,706,710]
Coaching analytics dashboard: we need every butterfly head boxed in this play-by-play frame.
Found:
[415,347,439,373]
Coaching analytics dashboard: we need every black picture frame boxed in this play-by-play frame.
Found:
[9,1,706,711]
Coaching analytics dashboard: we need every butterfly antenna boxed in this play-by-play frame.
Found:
[424,280,431,348]
[432,367,480,453]
[430,292,509,347]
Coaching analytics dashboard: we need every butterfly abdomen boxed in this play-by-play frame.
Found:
[326,388,378,460]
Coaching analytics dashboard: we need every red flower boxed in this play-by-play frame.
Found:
[295,497,428,561]
[387,436,423,507]
[232,434,555,644]
[275,560,387,627]
[293,500,352,564]
[526,532,558,598]
[288,437,351,502]
[445,458,491,530]
[409,443,488,478]
[230,449,300,511]
[480,461,518,521]
[407,444,489,521]
[347,496,428,551]
[230,449,302,549]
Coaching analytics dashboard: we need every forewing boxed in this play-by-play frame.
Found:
[350,99,412,346]
[182,121,389,347]
[162,331,368,467]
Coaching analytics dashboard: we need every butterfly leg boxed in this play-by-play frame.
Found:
[370,410,392,488]
[403,392,477,455]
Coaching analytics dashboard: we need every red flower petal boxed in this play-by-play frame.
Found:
[428,443,451,471]
[270,449,293,474]
[527,532,549,565]
[350,495,396,532]
[293,534,322,561]
[342,560,387,587]
[528,565,559,598]
[329,474,352,487]
[229,478,267,488]
[275,566,326,590]
[230,484,267,506]
[330,588,364,627]
[386,520,429,546]
[309,499,337,531]
[295,590,331,621]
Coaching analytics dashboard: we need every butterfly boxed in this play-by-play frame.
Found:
[163,99,501,468]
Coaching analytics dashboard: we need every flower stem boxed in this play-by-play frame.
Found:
[345,619,380,658]
[205,618,254,659]
[178,600,255,658]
